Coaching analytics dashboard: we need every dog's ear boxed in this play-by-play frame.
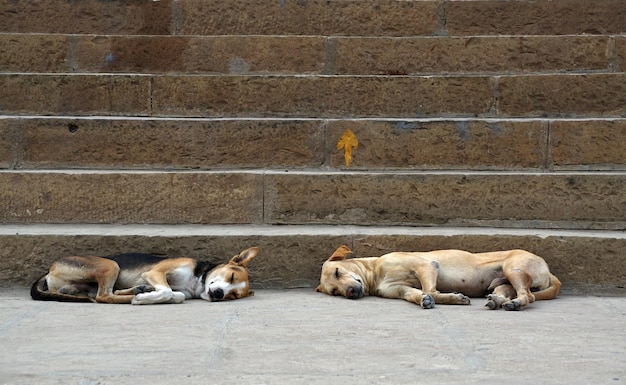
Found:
[328,245,352,261]
[230,246,259,267]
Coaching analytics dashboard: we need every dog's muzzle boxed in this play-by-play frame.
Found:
[209,288,224,301]
[345,285,364,299]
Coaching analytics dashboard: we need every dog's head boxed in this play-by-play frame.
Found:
[202,247,258,302]
[316,245,365,299]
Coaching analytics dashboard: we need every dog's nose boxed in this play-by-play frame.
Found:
[346,286,363,299]
[210,288,224,300]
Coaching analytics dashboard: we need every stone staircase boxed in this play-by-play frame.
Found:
[1,0,624,293]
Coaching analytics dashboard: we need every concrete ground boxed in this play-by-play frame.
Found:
[0,288,624,385]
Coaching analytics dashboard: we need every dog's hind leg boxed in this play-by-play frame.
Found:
[501,269,534,311]
[94,263,135,304]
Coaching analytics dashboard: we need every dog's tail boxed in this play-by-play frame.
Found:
[30,274,95,303]
[533,274,562,301]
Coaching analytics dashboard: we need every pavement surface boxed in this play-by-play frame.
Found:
[0,288,624,385]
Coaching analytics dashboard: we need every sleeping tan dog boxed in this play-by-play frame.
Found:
[317,245,561,310]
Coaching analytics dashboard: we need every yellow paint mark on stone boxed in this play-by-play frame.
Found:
[336,129,358,167]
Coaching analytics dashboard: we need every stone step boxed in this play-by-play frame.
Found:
[1,74,625,118]
[1,224,624,292]
[1,170,624,229]
[1,0,623,36]
[2,117,624,171]
[1,34,622,75]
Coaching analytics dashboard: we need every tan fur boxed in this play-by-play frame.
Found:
[317,245,560,310]
[32,247,259,305]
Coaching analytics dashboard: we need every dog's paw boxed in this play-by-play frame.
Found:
[458,293,471,305]
[503,299,522,311]
[421,294,435,309]
[484,294,500,310]
[485,299,498,310]
[131,292,157,305]
[133,284,154,295]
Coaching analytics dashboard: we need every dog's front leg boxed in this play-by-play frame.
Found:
[131,284,180,305]
[390,286,435,309]
[115,284,154,296]
[131,269,183,305]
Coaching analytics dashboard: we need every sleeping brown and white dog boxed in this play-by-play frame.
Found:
[317,245,561,310]
[31,247,258,305]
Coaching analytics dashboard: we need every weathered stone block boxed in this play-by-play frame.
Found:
[498,74,626,117]
[0,75,150,116]
[616,36,626,72]
[0,35,71,73]
[183,36,326,75]
[179,0,440,36]
[265,172,626,229]
[327,120,548,170]
[152,76,494,118]
[550,120,626,170]
[445,0,626,35]
[333,36,610,75]
[0,0,173,34]
[0,172,263,224]
[0,120,11,169]
[76,35,326,74]
[15,118,324,169]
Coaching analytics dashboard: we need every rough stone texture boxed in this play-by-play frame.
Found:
[445,0,626,35]
[327,120,548,170]
[2,0,623,37]
[152,76,495,118]
[5,73,625,118]
[0,75,150,116]
[0,231,624,290]
[616,36,626,72]
[12,118,324,169]
[2,34,613,76]
[333,36,611,75]
[0,35,71,73]
[550,120,626,170]
[77,36,326,75]
[498,74,626,117]
[0,120,10,169]
[178,0,441,36]
[0,172,263,224]
[0,0,173,34]
[265,173,626,229]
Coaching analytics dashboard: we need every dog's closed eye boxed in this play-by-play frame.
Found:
[230,273,235,283]
[335,268,340,279]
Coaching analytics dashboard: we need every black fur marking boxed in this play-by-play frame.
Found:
[106,253,167,270]
[195,260,219,281]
